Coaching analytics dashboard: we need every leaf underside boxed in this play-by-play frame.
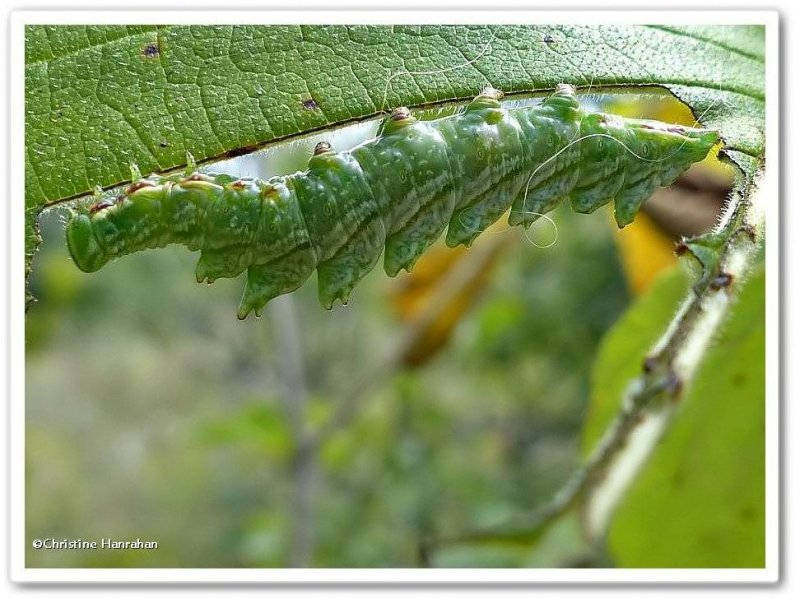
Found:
[24,24,765,296]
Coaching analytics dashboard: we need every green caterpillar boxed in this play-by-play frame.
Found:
[66,84,720,319]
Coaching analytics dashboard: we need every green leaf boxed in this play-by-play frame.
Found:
[25,24,765,295]
[583,268,765,567]
[581,267,690,454]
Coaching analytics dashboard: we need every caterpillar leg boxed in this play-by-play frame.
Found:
[237,246,316,319]
[656,160,695,188]
[508,164,580,228]
[441,89,527,247]
[383,153,456,276]
[444,139,528,247]
[446,176,524,247]
[317,218,386,309]
[384,187,455,276]
[568,115,627,214]
[608,129,667,228]
[507,140,581,228]
[570,170,626,215]
[613,174,661,228]
[196,248,250,283]
[507,88,584,228]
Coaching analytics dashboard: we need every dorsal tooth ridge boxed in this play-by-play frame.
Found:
[479,86,504,100]
[555,83,576,96]
[314,141,333,156]
[391,107,412,121]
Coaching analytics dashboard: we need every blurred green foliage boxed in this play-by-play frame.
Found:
[26,167,628,568]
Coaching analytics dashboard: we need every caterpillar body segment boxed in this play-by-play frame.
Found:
[66,84,720,318]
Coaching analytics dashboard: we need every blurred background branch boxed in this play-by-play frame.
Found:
[267,296,314,567]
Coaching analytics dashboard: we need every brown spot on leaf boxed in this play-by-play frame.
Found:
[739,506,757,523]
[142,42,160,59]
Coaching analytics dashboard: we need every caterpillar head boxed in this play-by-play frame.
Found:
[66,211,110,273]
[632,120,721,165]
